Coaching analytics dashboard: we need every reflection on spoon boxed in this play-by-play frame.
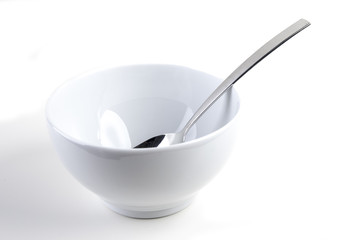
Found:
[99,98,198,149]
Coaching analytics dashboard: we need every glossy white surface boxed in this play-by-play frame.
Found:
[1,0,360,239]
[46,64,240,218]
[47,65,239,149]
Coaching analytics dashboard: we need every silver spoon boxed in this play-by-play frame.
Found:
[135,19,310,148]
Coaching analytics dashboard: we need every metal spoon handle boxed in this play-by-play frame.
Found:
[181,19,310,139]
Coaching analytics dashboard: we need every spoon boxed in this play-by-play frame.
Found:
[135,19,310,148]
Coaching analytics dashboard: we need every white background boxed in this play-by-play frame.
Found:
[1,0,359,239]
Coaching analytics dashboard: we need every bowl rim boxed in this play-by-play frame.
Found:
[45,64,241,154]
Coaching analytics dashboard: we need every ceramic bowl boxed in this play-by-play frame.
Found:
[46,64,240,218]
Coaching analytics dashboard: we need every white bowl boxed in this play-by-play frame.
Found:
[46,64,240,218]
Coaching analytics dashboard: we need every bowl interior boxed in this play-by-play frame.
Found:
[46,65,240,148]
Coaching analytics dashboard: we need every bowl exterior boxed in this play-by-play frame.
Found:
[48,116,238,218]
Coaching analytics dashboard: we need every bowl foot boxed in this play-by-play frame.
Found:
[103,197,194,219]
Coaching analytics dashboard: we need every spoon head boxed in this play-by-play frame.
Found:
[134,133,183,148]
